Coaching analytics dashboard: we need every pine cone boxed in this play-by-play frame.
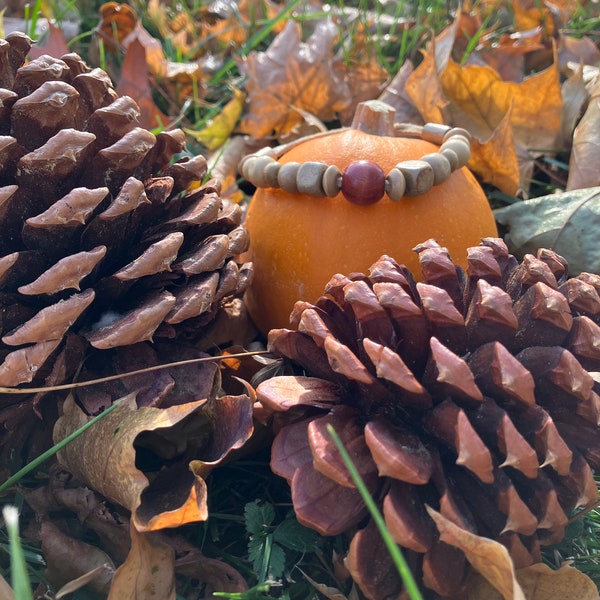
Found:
[256,237,600,599]
[0,34,252,450]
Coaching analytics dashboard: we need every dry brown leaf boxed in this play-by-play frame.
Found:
[461,562,600,600]
[558,67,589,149]
[41,521,115,597]
[29,22,70,60]
[567,81,600,190]
[54,392,253,532]
[116,33,169,130]
[378,61,423,125]
[426,506,526,600]
[108,523,175,600]
[238,20,352,138]
[0,574,15,600]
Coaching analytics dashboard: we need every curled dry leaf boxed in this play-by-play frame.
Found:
[108,523,175,600]
[54,391,253,532]
[494,187,600,275]
[427,506,526,600]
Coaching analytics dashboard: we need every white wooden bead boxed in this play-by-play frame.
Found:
[278,162,301,193]
[245,155,277,187]
[443,127,472,143]
[385,168,406,201]
[440,147,459,170]
[297,162,328,196]
[421,152,452,185]
[322,165,342,197]
[396,160,434,196]
[440,138,470,167]
[422,123,452,145]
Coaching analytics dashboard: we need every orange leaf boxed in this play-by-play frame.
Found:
[238,20,352,138]
[404,47,448,124]
[96,2,138,54]
[108,523,175,600]
[426,506,526,600]
[469,108,520,194]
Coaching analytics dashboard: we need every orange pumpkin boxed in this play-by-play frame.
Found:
[242,101,498,334]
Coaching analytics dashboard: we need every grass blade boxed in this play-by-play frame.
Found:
[326,424,424,600]
[0,399,122,494]
[3,506,33,600]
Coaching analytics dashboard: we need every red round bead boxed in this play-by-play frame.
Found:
[341,160,386,205]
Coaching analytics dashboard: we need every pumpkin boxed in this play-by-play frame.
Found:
[242,100,498,334]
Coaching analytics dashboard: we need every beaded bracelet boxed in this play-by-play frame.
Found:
[240,123,472,206]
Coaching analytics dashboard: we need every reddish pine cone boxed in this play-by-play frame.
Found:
[256,237,600,599]
[0,35,252,423]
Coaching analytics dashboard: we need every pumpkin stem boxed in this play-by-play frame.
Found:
[351,100,397,136]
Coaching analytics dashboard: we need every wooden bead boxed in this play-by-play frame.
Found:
[385,168,406,201]
[396,160,434,196]
[322,165,342,197]
[422,123,452,146]
[278,162,301,193]
[341,160,385,205]
[440,148,459,170]
[421,152,451,185]
[263,161,281,188]
[440,138,470,167]
[297,161,328,196]
[244,155,277,188]
[443,127,472,143]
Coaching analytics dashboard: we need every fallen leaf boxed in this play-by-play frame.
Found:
[0,574,15,600]
[116,32,169,130]
[461,561,600,600]
[378,61,423,125]
[185,87,246,150]
[108,523,175,600]
[567,83,600,190]
[494,187,600,274]
[95,1,137,54]
[28,21,69,59]
[558,66,589,149]
[441,57,562,152]
[238,19,352,138]
[516,562,599,600]
[56,565,114,599]
[426,506,526,600]
[54,391,253,532]
[41,520,115,597]
[405,42,449,125]
[469,106,520,194]
[299,568,348,600]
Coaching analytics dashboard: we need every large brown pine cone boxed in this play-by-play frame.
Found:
[256,237,600,599]
[0,33,252,455]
